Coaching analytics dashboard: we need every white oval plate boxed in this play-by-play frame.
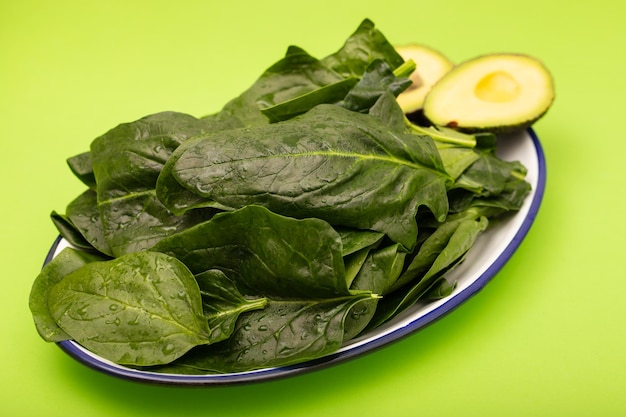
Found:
[45,128,546,385]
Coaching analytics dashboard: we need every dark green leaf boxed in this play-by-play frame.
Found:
[205,45,347,129]
[168,293,374,373]
[205,19,404,128]
[343,243,407,339]
[195,269,267,343]
[50,211,93,252]
[454,149,528,196]
[341,59,411,113]
[152,205,349,299]
[66,151,96,189]
[344,247,373,289]
[423,277,456,300]
[64,189,113,256]
[353,243,407,295]
[99,191,218,256]
[370,211,489,327]
[47,251,210,366]
[261,76,359,122]
[89,111,217,256]
[337,228,385,256]
[469,175,533,212]
[321,19,405,77]
[29,247,108,342]
[158,103,450,250]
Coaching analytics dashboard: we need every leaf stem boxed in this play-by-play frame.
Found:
[393,59,417,79]
[405,118,477,148]
[511,169,527,180]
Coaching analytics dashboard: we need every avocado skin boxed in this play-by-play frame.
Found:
[412,106,551,135]
[436,107,551,134]
[405,109,432,127]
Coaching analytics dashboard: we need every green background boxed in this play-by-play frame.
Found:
[2,0,625,416]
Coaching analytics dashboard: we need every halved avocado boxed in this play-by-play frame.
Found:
[422,53,554,133]
[394,44,454,114]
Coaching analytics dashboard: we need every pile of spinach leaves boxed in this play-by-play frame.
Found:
[29,19,531,374]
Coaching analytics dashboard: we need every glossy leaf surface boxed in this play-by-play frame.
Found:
[47,251,210,366]
[159,99,450,250]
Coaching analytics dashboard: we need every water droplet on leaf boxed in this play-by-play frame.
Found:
[162,343,176,355]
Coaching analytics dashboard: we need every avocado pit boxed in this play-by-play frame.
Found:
[474,70,521,103]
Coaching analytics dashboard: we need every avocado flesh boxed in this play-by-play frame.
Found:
[423,54,554,133]
[394,44,454,114]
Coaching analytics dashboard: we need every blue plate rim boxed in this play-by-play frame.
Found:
[46,127,547,386]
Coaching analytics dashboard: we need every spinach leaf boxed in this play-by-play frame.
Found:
[167,293,374,373]
[152,205,349,299]
[194,269,267,344]
[260,77,360,122]
[472,176,532,211]
[50,211,94,252]
[337,228,385,256]
[340,59,411,113]
[66,151,96,190]
[29,247,108,342]
[344,243,407,339]
[370,209,489,327]
[453,148,528,196]
[422,277,456,300]
[89,111,217,256]
[353,243,407,296]
[321,18,405,78]
[47,251,211,366]
[344,247,373,289]
[62,189,113,256]
[205,19,405,128]
[261,57,412,123]
[340,229,385,288]
[100,191,218,257]
[446,147,531,214]
[158,100,450,250]
[204,45,348,129]
[437,147,482,182]
[91,111,211,202]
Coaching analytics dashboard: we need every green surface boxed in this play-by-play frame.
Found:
[2,1,625,416]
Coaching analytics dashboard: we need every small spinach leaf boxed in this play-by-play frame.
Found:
[341,59,411,113]
[337,228,385,256]
[321,19,405,78]
[66,151,96,190]
[453,149,528,196]
[343,243,407,339]
[64,189,113,256]
[344,247,373,289]
[50,211,93,252]
[261,77,360,122]
[370,210,489,327]
[423,277,456,300]
[194,269,267,344]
